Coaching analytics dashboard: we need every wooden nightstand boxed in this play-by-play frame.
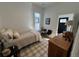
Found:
[48,34,73,57]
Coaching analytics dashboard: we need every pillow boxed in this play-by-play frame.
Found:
[2,29,13,39]
[2,48,11,56]
[13,31,20,39]
[7,29,13,39]
[0,28,7,33]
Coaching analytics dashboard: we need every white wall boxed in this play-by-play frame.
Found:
[71,26,79,56]
[0,2,44,32]
[44,2,79,36]
[0,2,33,32]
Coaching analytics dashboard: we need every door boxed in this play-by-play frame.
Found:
[34,12,41,32]
[58,17,68,33]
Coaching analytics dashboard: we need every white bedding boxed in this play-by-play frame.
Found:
[13,31,41,49]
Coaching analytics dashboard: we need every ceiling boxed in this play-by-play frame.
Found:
[33,2,58,8]
[33,2,79,8]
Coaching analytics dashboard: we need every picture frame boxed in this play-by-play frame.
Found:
[45,18,50,25]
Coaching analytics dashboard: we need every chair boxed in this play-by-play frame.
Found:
[41,29,52,37]
[47,30,52,35]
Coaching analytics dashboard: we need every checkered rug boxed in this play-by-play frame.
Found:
[20,38,49,57]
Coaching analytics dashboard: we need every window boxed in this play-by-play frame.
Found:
[34,12,40,31]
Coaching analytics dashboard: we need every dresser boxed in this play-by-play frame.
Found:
[48,32,73,57]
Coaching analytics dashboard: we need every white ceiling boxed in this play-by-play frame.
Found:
[33,2,79,8]
[33,2,58,8]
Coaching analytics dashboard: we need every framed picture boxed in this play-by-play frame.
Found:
[45,18,50,25]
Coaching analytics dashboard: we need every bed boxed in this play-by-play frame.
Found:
[0,28,42,49]
[13,30,42,49]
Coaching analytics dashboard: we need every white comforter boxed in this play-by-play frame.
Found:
[13,31,41,49]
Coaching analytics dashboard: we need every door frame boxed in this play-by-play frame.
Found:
[58,17,69,33]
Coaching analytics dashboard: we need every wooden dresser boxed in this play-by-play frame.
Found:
[48,33,73,57]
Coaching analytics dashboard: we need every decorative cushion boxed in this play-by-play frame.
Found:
[0,28,7,33]
[2,29,13,39]
[13,31,20,39]
[0,28,20,39]
[2,48,11,56]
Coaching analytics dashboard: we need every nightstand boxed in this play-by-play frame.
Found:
[48,33,73,57]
